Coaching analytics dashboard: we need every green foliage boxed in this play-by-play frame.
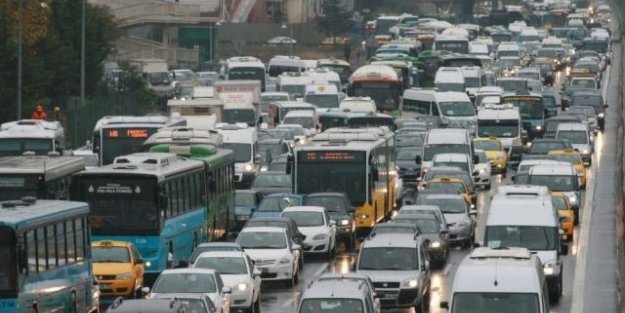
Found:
[316,0,355,43]
[0,0,120,123]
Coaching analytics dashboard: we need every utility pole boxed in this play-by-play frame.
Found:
[17,0,23,119]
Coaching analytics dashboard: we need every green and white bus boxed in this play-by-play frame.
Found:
[0,199,93,313]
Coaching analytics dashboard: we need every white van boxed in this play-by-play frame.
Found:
[339,97,377,113]
[276,72,313,98]
[267,56,305,88]
[483,191,567,302]
[441,247,550,313]
[460,66,483,99]
[496,41,522,59]
[435,67,465,92]
[282,110,318,137]
[214,122,259,188]
[304,84,340,113]
[401,90,475,129]
[417,128,475,175]
[476,103,522,148]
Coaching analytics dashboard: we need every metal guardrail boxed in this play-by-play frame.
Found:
[111,2,218,28]
[115,37,200,69]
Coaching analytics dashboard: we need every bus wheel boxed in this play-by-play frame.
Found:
[70,292,78,313]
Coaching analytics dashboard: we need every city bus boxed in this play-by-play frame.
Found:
[0,120,65,157]
[71,152,209,284]
[348,64,402,115]
[141,127,223,152]
[149,144,236,241]
[0,155,85,201]
[0,199,93,313]
[292,130,395,237]
[501,93,545,139]
[92,115,186,166]
[476,103,523,149]
[225,56,266,91]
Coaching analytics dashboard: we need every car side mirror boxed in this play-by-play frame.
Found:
[473,155,479,164]
[440,229,448,235]
[253,268,262,278]
[254,154,262,164]
[560,244,569,256]
[222,286,233,294]
[141,286,151,295]
[604,103,609,108]
[292,244,301,251]
[415,155,422,164]
[469,209,478,217]
[440,301,449,309]
[329,220,337,226]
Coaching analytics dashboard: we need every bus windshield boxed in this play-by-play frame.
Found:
[451,293,540,313]
[0,138,53,157]
[423,144,470,161]
[486,225,557,250]
[228,67,265,81]
[101,127,157,165]
[0,226,16,296]
[504,99,544,119]
[352,82,401,111]
[439,102,476,117]
[436,41,469,54]
[0,175,39,201]
[296,151,366,206]
[75,176,160,235]
[478,120,519,138]
[221,143,251,163]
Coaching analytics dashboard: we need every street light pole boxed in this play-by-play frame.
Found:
[17,0,23,119]
[81,0,86,109]
[289,27,293,57]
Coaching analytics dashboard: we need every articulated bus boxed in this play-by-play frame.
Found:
[0,155,85,201]
[92,115,186,166]
[292,129,395,237]
[318,112,396,132]
[149,144,235,241]
[0,199,94,313]
[0,120,65,157]
[349,65,402,115]
[71,152,223,284]
[501,93,545,139]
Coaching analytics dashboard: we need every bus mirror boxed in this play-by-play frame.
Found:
[286,161,292,175]
[472,155,479,164]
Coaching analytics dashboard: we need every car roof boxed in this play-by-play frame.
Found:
[556,123,588,131]
[362,232,419,248]
[301,279,369,300]
[196,251,247,260]
[240,226,287,233]
[196,242,241,248]
[161,268,217,275]
[282,206,326,213]
[529,163,576,175]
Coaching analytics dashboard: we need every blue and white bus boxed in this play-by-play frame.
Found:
[0,199,93,313]
[70,152,209,285]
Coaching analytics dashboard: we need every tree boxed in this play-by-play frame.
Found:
[0,0,120,123]
[316,0,355,45]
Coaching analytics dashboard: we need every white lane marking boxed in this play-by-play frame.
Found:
[442,263,453,276]
[313,262,330,278]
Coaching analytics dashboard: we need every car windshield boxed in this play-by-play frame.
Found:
[283,211,325,227]
[252,174,291,188]
[153,273,216,293]
[304,94,340,109]
[194,257,248,274]
[451,293,540,313]
[413,219,440,234]
[530,142,568,154]
[300,299,364,313]
[477,120,519,138]
[221,143,251,163]
[92,246,130,263]
[236,193,256,207]
[189,246,241,263]
[549,154,581,165]
[439,102,476,117]
[433,161,469,173]
[529,174,576,191]
[465,77,481,88]
[474,141,502,151]
[306,197,350,213]
[552,196,568,211]
[278,126,305,136]
[258,143,285,162]
[283,116,315,129]
[426,182,465,194]
[358,247,418,270]
[497,80,526,92]
[543,96,556,108]
[418,197,466,214]
[557,130,588,144]
[397,148,422,160]
[237,231,287,249]
[572,95,602,107]
[258,196,301,212]
[486,225,558,250]
[570,79,595,89]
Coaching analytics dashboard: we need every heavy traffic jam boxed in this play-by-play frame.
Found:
[0,0,616,312]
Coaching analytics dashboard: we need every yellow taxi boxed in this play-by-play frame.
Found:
[548,149,587,188]
[423,177,476,208]
[551,192,575,241]
[92,241,145,298]
[473,137,507,173]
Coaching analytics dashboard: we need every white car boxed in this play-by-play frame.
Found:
[193,251,262,312]
[145,268,231,313]
[267,36,297,45]
[474,150,492,189]
[281,206,337,258]
[236,227,301,286]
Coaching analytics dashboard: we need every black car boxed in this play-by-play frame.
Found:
[396,147,423,183]
[305,192,356,250]
[544,115,585,138]
[234,190,263,230]
[570,90,607,130]
[251,171,292,196]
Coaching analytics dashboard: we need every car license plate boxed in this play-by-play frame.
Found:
[99,284,112,291]
[261,268,269,273]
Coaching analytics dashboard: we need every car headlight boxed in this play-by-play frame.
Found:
[260,166,268,172]
[429,241,441,248]
[115,272,133,280]
[535,125,542,130]
[598,112,605,118]
[244,163,254,171]
[339,219,350,226]
[279,256,291,264]
[313,234,327,240]
[145,261,152,268]
[568,193,577,204]
[582,149,589,154]
[479,168,487,174]
[401,278,419,288]
[237,282,248,292]
[357,214,369,220]
[543,260,558,276]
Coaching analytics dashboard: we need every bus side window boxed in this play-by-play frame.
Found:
[431,102,440,117]
[26,230,38,273]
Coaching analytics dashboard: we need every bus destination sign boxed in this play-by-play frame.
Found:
[299,151,365,162]
[105,128,150,139]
